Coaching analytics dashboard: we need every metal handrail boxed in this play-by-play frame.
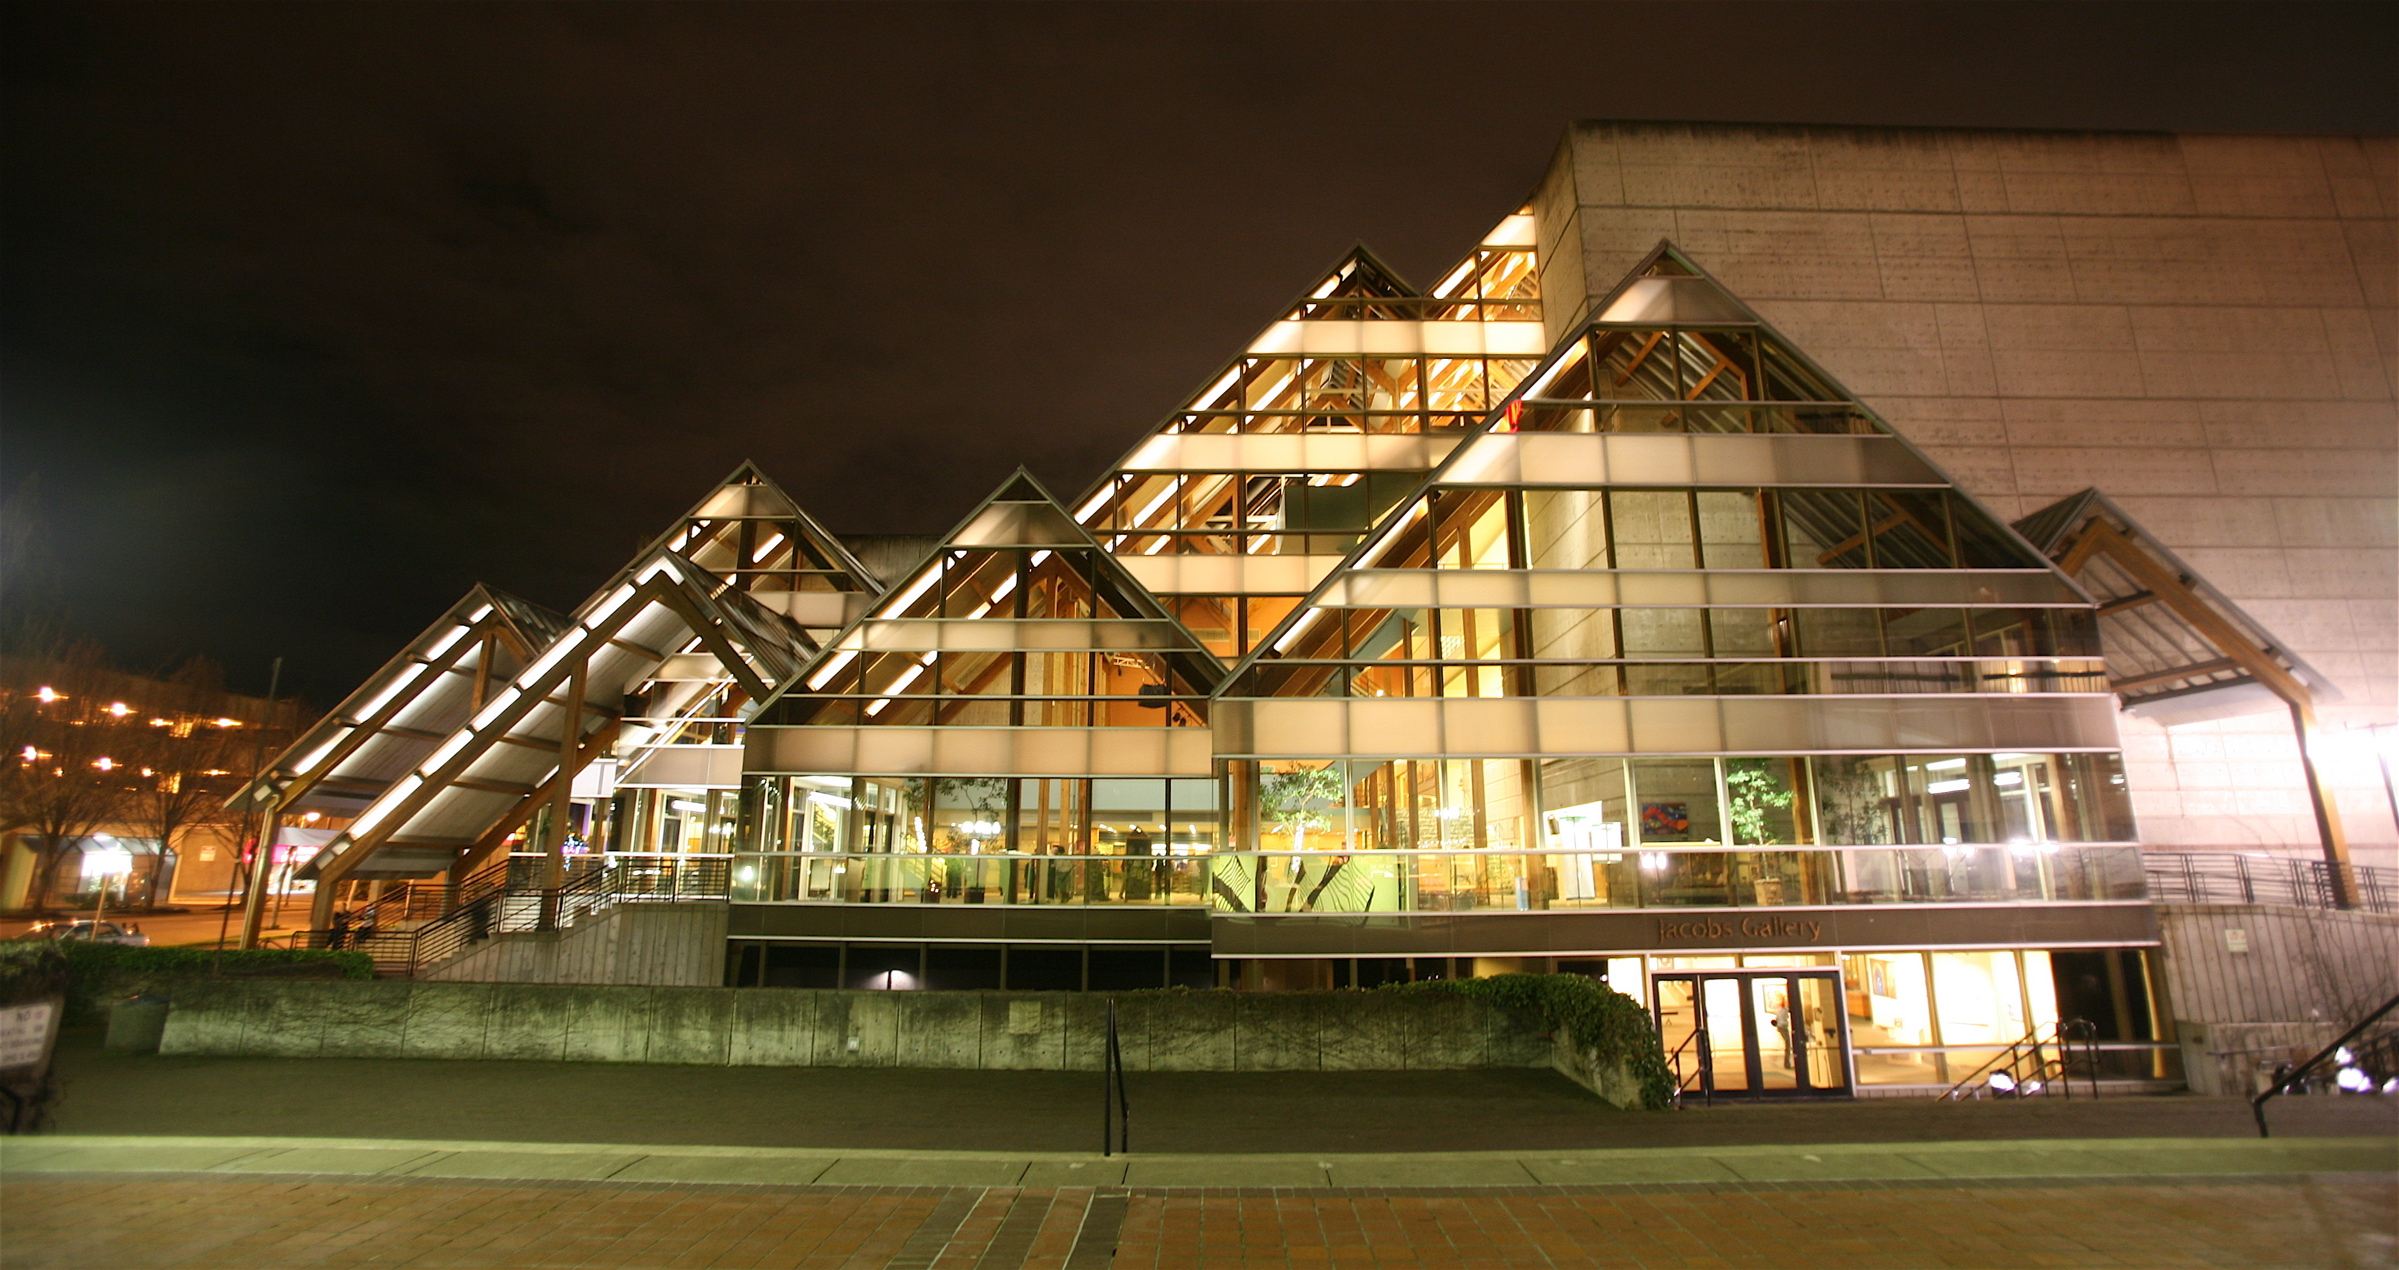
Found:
[1663,1028,1708,1107]
[1101,998,1129,1156]
[1941,1018,2100,1101]
[2144,852,2396,914]
[300,855,731,976]
[2253,991,2399,1137]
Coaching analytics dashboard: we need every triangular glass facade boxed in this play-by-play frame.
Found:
[1072,211,1545,659]
[1207,244,2137,916]
[740,472,1221,906]
[292,464,874,918]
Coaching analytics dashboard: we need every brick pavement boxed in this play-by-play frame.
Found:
[4,1173,2391,1270]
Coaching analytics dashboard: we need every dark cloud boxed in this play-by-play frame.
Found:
[3,2,2391,702]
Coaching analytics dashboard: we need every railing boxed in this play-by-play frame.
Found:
[1855,1041,2181,1089]
[733,853,1212,907]
[1101,999,1129,1156]
[1260,658,2113,699]
[1664,1029,1708,1108]
[1211,846,2146,915]
[726,845,2146,913]
[1941,1019,2100,1101]
[298,853,732,976]
[2254,991,2399,1137]
[2145,852,2396,914]
[1508,399,1879,436]
[332,856,526,933]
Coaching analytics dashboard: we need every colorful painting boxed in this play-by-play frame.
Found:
[1640,802,1691,838]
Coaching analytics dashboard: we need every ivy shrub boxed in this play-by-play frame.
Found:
[1396,972,1675,1109]
[46,943,373,1022]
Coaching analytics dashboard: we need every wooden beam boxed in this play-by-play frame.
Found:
[2096,591,2161,617]
[2083,523,2312,707]
[456,719,622,877]
[1614,331,1666,386]
[2053,517,2110,579]
[2110,658,2244,695]
[544,663,586,889]
[2061,518,2353,905]
[447,777,540,797]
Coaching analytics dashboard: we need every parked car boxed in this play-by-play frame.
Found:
[15,920,151,947]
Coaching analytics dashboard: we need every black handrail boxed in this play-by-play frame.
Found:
[1942,1018,2101,1101]
[2058,1017,2102,1099]
[2144,852,2397,914]
[1663,1029,1708,1107]
[2253,991,2399,1138]
[1101,998,1129,1156]
[297,855,730,976]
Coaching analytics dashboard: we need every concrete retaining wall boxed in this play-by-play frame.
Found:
[422,903,726,987]
[157,981,1596,1080]
[2155,902,2399,1095]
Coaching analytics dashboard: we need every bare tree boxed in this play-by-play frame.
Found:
[1,646,141,912]
[118,657,252,909]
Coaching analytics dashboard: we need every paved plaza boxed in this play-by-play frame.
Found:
[4,1158,2391,1270]
[33,1028,2399,1154]
[5,1031,2394,1267]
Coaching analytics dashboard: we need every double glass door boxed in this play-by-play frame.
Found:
[1655,970,1850,1099]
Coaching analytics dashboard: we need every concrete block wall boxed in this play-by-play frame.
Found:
[157,981,1562,1076]
[2153,901,2399,1093]
[1532,121,2398,867]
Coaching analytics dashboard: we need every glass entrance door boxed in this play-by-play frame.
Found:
[1655,970,1852,1100]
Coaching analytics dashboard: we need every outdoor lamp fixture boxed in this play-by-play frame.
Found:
[1985,1071,2017,1095]
[2334,1067,2373,1093]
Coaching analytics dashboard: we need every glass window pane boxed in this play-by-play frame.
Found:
[1708,608,1779,657]
[1592,329,1677,401]
[1609,491,1696,568]
[1620,608,1706,658]
[1723,758,1804,846]
[1696,491,1767,567]
[1629,758,1722,846]
[1952,494,2041,567]
[1777,491,1869,568]
[1810,757,1900,845]
[1792,608,1883,656]
[1882,607,1971,657]
[1868,491,1955,568]
[1523,489,1610,568]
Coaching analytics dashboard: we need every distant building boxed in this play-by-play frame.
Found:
[1,653,303,911]
[249,123,2395,1098]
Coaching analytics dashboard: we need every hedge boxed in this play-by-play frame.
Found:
[1397,972,1675,1109]
[35,942,374,1023]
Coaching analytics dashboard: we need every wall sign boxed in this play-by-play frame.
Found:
[0,1001,58,1071]
[1655,916,1825,944]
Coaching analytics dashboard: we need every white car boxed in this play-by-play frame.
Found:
[18,919,151,947]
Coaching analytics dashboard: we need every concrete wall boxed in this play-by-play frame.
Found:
[1532,122,2398,867]
[2154,901,2399,1093]
[423,903,726,987]
[158,981,1562,1075]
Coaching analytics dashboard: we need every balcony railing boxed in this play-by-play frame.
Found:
[728,844,2146,913]
[2144,851,2396,914]
[731,852,1211,907]
[1213,846,2145,914]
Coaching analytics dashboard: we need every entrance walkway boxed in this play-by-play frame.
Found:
[12,1030,2394,1268]
[4,1142,2390,1270]
[39,1028,2399,1154]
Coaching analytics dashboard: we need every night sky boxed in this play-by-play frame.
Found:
[3,2,2391,704]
